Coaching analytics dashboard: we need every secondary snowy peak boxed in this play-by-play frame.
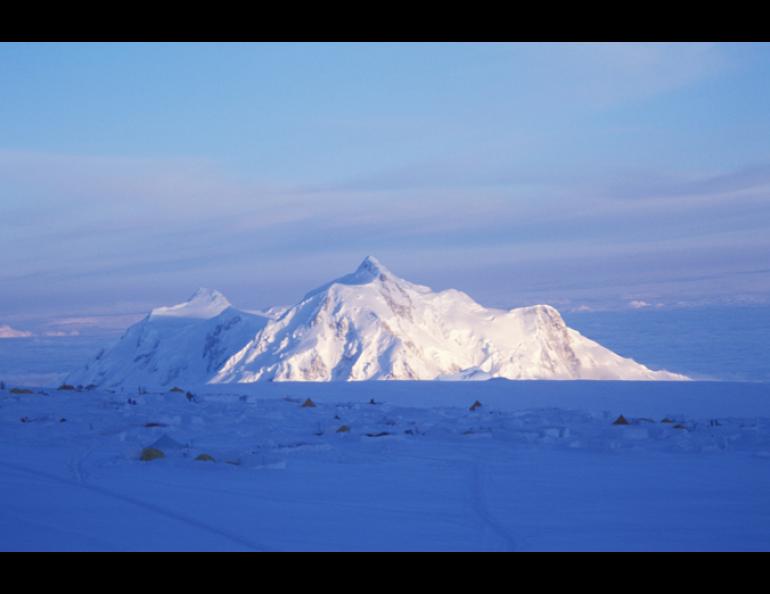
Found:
[67,291,269,389]
[212,258,687,383]
[150,288,231,320]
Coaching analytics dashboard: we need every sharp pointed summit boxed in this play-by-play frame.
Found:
[190,287,228,301]
[302,256,411,301]
[355,255,392,279]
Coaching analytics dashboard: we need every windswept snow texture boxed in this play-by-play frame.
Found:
[2,380,770,551]
[71,257,684,388]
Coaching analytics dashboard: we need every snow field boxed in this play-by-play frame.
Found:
[2,381,770,550]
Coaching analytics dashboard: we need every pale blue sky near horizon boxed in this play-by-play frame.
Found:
[2,42,770,329]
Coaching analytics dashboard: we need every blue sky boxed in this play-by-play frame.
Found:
[2,42,770,329]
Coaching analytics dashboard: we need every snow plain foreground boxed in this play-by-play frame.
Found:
[2,380,770,551]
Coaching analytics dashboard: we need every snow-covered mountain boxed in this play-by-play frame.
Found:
[67,289,273,388]
[213,257,685,383]
[69,258,686,388]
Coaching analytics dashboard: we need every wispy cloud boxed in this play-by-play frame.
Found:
[0,324,33,338]
[607,162,770,202]
[3,142,770,317]
[527,42,728,108]
[0,42,766,318]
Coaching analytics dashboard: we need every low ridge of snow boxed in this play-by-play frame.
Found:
[69,257,687,388]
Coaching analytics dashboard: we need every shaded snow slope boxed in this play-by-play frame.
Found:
[2,381,770,551]
[70,257,685,388]
[67,291,272,389]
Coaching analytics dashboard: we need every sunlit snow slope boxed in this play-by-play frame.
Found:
[70,258,685,388]
[214,257,684,383]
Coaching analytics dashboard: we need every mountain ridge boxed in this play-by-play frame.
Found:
[68,257,687,387]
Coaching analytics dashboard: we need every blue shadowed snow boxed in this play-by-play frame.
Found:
[0,334,116,387]
[564,305,770,381]
[2,381,770,551]
[2,306,769,550]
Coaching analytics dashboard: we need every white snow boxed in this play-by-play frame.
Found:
[149,288,232,320]
[67,304,273,389]
[2,380,770,551]
[69,257,685,388]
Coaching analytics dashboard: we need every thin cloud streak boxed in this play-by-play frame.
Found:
[1,43,769,319]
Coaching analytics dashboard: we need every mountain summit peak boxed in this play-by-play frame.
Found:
[150,287,231,320]
[302,256,399,301]
[355,255,392,279]
[188,287,228,303]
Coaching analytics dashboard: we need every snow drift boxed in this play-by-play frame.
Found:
[69,257,686,388]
